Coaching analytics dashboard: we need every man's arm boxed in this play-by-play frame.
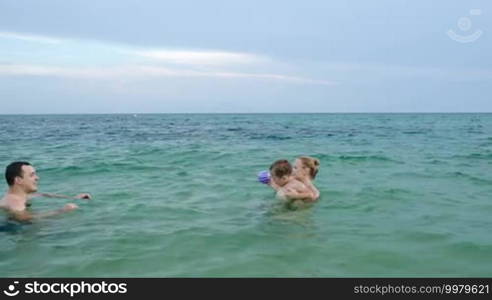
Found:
[9,203,78,222]
[29,193,92,200]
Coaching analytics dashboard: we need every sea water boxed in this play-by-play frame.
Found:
[0,113,491,277]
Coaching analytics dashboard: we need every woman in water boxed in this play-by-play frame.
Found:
[292,156,320,201]
[262,156,320,208]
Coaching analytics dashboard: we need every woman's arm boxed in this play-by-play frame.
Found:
[296,177,319,200]
[304,180,320,200]
[283,187,316,202]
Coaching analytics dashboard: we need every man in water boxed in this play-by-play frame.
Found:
[0,161,91,222]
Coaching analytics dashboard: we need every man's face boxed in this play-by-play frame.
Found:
[16,165,39,193]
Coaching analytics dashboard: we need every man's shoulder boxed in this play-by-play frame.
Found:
[0,194,26,212]
[0,195,8,209]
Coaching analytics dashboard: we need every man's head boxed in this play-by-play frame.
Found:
[5,161,39,193]
[269,159,293,187]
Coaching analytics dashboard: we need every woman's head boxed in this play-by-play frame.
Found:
[294,156,320,179]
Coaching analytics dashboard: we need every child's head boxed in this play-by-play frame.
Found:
[269,159,293,186]
[294,156,320,180]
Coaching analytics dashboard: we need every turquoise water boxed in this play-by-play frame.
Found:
[0,113,491,277]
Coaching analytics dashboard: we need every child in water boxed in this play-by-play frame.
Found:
[267,159,318,204]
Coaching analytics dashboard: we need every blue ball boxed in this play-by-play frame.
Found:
[257,170,271,184]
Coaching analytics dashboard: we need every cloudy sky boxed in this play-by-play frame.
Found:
[0,0,491,113]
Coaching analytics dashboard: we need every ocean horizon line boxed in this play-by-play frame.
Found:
[0,112,491,116]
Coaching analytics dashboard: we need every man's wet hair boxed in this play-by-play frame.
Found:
[5,161,31,186]
[269,159,292,178]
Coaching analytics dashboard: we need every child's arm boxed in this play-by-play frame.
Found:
[268,180,281,191]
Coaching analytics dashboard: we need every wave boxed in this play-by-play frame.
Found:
[391,171,436,179]
[338,155,400,163]
[448,241,492,253]
[447,171,492,185]
[307,153,401,164]
[226,127,243,132]
[402,130,428,135]
[453,153,492,160]
[0,222,25,234]
[40,160,157,175]
[399,230,453,242]
[427,159,446,165]
[39,165,83,173]
[248,134,293,140]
